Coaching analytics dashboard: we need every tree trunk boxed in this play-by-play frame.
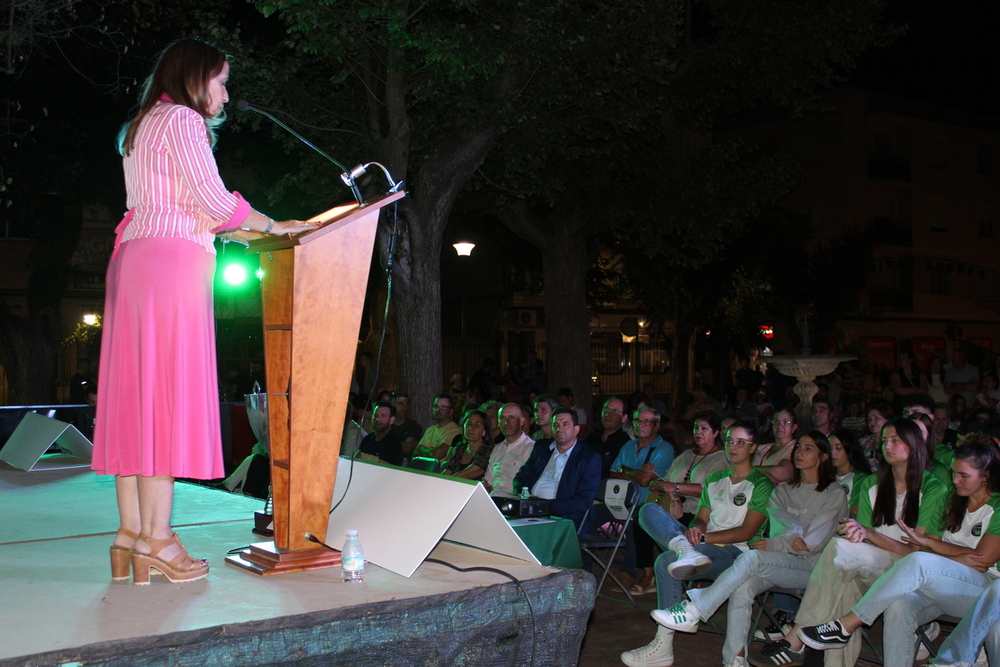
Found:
[379,130,496,426]
[500,203,593,416]
[0,311,55,404]
[669,320,694,422]
[541,234,593,414]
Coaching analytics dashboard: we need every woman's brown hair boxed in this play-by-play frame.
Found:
[118,39,228,156]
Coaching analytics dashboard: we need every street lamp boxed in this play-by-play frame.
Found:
[453,242,476,382]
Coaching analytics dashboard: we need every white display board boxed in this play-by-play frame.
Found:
[327,458,539,577]
[0,412,93,472]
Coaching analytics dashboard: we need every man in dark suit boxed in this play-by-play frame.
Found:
[514,407,602,529]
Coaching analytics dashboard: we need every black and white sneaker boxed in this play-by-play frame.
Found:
[747,640,805,667]
[798,620,852,650]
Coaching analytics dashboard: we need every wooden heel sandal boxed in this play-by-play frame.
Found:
[131,532,209,585]
[110,528,140,581]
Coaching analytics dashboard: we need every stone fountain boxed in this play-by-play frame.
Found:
[765,316,856,429]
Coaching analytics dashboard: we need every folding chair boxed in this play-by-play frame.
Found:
[749,588,886,665]
[749,587,805,646]
[578,479,641,606]
[916,614,963,662]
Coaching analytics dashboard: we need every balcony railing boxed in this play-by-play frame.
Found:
[867,256,1000,314]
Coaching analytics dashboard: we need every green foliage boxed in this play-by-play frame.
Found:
[61,315,102,347]
[626,140,800,270]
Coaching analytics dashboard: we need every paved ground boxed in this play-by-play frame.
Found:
[576,573,940,667]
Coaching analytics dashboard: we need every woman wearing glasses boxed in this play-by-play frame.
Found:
[621,420,773,667]
[754,409,798,484]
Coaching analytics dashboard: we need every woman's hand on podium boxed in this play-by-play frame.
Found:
[271,219,318,235]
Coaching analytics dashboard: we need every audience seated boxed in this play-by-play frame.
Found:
[390,391,424,454]
[796,439,1000,667]
[748,419,947,667]
[341,398,366,459]
[412,393,462,461]
[532,394,558,442]
[442,409,495,480]
[556,387,589,438]
[585,396,633,478]
[754,408,798,485]
[621,420,773,667]
[653,431,847,667]
[513,407,601,529]
[356,401,404,466]
[481,399,503,443]
[606,406,675,592]
[640,411,729,596]
[945,349,981,407]
[828,428,872,516]
[485,403,535,497]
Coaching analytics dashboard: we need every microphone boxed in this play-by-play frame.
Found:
[235,99,362,204]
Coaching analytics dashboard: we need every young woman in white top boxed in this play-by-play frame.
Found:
[829,428,872,516]
[622,420,773,667]
[652,431,848,667]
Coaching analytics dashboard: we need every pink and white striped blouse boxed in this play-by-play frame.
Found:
[119,102,250,254]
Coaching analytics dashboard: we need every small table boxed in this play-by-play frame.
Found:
[509,516,583,569]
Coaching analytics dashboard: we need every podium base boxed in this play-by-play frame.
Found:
[226,540,341,576]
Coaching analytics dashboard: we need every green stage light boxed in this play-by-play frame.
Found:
[222,262,249,286]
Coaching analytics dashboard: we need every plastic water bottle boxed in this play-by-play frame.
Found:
[341,529,365,583]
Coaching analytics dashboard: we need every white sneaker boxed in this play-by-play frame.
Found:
[724,657,749,667]
[651,599,701,633]
[621,626,675,667]
[916,621,940,661]
[666,534,713,580]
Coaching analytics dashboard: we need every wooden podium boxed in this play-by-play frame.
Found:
[226,190,405,575]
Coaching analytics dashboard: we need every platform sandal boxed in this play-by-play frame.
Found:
[131,532,209,585]
[110,528,140,581]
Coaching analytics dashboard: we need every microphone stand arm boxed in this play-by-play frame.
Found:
[241,104,363,206]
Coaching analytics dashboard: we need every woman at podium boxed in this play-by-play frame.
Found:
[92,38,311,584]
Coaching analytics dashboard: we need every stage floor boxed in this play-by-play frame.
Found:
[0,466,591,666]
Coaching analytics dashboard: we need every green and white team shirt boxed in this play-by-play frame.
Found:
[855,470,948,541]
[696,468,774,552]
[942,492,1000,580]
[837,470,872,509]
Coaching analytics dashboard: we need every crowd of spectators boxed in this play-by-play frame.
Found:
[338,346,1000,667]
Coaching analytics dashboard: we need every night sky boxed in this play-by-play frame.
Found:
[849,0,1000,118]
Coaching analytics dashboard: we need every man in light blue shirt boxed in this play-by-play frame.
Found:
[610,407,675,504]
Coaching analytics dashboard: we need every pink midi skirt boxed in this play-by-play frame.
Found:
[92,236,225,479]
